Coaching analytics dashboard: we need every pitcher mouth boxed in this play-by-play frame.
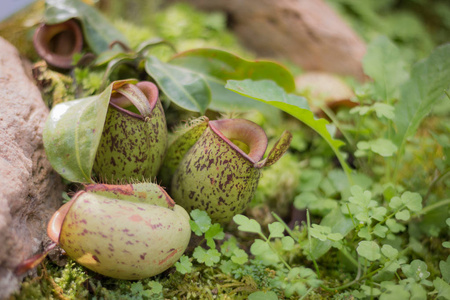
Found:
[209,119,268,164]
[109,82,159,120]
[47,191,81,243]
[33,19,83,69]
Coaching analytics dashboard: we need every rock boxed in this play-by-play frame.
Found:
[0,37,64,299]
[295,72,357,114]
[168,0,367,80]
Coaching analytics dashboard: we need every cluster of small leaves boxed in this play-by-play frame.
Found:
[342,186,422,243]
[233,214,321,298]
[175,209,247,273]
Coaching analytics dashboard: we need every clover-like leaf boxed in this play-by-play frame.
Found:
[282,236,295,251]
[401,191,423,212]
[268,222,285,238]
[439,256,450,283]
[402,260,430,282]
[193,248,220,267]
[205,223,225,248]
[175,255,192,275]
[386,219,406,233]
[389,196,403,210]
[349,185,373,207]
[395,210,411,221]
[220,237,239,257]
[357,241,381,261]
[381,245,399,260]
[373,224,388,238]
[248,291,279,300]
[189,209,212,236]
[233,215,262,235]
[250,239,270,256]
[231,249,248,265]
[369,139,398,157]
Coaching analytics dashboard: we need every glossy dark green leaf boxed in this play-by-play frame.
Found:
[226,79,353,177]
[170,48,295,113]
[170,48,295,92]
[43,79,136,183]
[145,56,211,114]
[44,0,128,54]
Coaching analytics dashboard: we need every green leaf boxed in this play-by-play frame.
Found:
[373,224,388,238]
[220,260,238,274]
[282,236,295,251]
[381,244,398,260]
[402,260,430,281]
[225,79,352,177]
[362,36,409,101]
[368,138,398,157]
[44,0,128,54]
[231,248,248,265]
[147,281,163,294]
[205,223,225,248]
[233,214,262,235]
[309,208,354,259]
[268,222,285,238]
[145,56,211,114]
[395,209,410,221]
[248,291,278,300]
[380,284,410,300]
[439,256,450,283]
[373,103,395,119]
[174,255,192,274]
[220,237,239,257]
[43,80,132,183]
[401,191,423,212]
[193,248,220,267]
[386,219,406,233]
[434,278,450,300]
[189,209,212,236]
[357,241,381,261]
[294,192,318,209]
[394,44,450,150]
[250,239,270,256]
[349,185,373,207]
[170,48,295,114]
[389,196,403,210]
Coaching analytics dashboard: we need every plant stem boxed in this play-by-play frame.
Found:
[271,212,295,238]
[259,233,292,271]
[306,210,321,278]
[320,104,355,147]
[338,247,359,268]
[424,168,450,202]
[300,287,315,300]
[413,198,450,218]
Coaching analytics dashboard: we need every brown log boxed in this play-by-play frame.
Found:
[168,0,367,80]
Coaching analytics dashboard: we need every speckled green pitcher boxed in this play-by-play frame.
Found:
[165,118,292,223]
[93,81,167,183]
